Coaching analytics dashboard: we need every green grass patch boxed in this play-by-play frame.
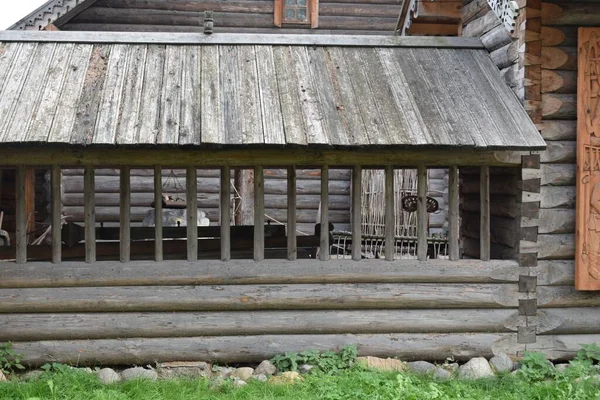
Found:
[2,365,600,400]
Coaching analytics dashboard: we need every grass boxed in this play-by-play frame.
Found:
[2,366,600,400]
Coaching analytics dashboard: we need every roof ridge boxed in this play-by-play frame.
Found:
[9,0,97,31]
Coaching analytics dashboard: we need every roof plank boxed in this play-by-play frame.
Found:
[136,45,165,145]
[116,45,148,145]
[238,46,263,145]
[220,45,243,145]
[157,45,183,145]
[255,45,285,146]
[179,46,201,146]
[200,46,224,145]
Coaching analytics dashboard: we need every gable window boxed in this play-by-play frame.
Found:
[274,0,318,28]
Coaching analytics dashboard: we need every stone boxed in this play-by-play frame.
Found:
[230,367,254,382]
[209,377,226,390]
[441,363,459,374]
[252,374,268,382]
[490,353,514,374]
[21,370,43,381]
[79,367,94,374]
[433,367,452,380]
[232,377,247,388]
[357,356,407,372]
[459,357,495,380]
[120,367,158,382]
[213,366,235,378]
[268,371,303,385]
[298,364,315,375]
[98,368,121,384]
[254,360,277,376]
[408,361,437,375]
[0,370,7,382]
[555,363,570,372]
[157,361,212,379]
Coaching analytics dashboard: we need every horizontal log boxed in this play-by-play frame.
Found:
[490,41,519,70]
[481,24,512,52]
[0,283,524,312]
[541,46,577,70]
[461,175,518,195]
[521,234,574,260]
[11,333,516,366]
[462,194,517,218]
[538,208,575,234]
[533,260,574,286]
[0,309,518,341]
[462,0,488,24]
[528,335,600,361]
[0,259,522,288]
[538,286,600,308]
[540,186,575,209]
[541,70,576,94]
[535,308,600,335]
[462,11,500,38]
[541,26,578,47]
[542,2,600,26]
[542,94,576,120]
[539,120,576,141]
[463,214,517,248]
[540,141,576,164]
[461,237,517,260]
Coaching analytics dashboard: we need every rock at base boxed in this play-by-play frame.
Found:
[230,367,254,382]
[298,364,315,375]
[232,377,247,388]
[357,356,408,372]
[0,370,7,382]
[98,368,121,384]
[268,371,303,385]
[459,357,495,380]
[120,367,158,382]
[407,361,437,374]
[490,353,514,374]
[21,371,43,382]
[433,367,452,380]
[254,360,277,376]
[157,361,212,379]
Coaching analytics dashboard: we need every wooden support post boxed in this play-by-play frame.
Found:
[417,165,428,261]
[154,166,163,262]
[480,166,490,261]
[320,165,329,261]
[51,166,62,264]
[119,166,131,263]
[384,165,395,261]
[254,166,265,262]
[84,166,95,263]
[186,167,198,261]
[352,166,362,261]
[220,166,231,262]
[15,166,27,264]
[448,165,459,261]
[287,166,297,261]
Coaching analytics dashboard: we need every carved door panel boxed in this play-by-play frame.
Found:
[576,28,600,290]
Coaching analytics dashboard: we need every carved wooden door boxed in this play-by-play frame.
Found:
[576,28,600,290]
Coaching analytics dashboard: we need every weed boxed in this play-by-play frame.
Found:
[270,345,358,374]
[517,351,555,382]
[0,342,25,374]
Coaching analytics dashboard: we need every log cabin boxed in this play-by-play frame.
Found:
[0,0,597,366]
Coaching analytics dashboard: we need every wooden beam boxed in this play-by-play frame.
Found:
[417,165,427,261]
[15,166,27,264]
[320,165,329,261]
[480,166,490,261]
[154,166,163,262]
[311,0,319,28]
[186,167,197,261]
[51,166,62,264]
[84,166,95,263]
[384,165,395,261]
[287,166,297,261]
[220,166,231,262]
[448,165,459,261]
[254,166,264,261]
[120,167,131,263]
[351,166,362,261]
[274,0,282,27]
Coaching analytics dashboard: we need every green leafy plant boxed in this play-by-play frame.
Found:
[40,363,71,374]
[517,351,555,382]
[0,342,25,374]
[575,343,600,364]
[270,345,358,374]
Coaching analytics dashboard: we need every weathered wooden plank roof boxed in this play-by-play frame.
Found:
[0,32,545,150]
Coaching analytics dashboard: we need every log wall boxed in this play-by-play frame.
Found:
[60,0,402,35]
[0,259,524,366]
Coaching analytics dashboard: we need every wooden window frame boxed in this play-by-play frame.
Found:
[274,0,319,28]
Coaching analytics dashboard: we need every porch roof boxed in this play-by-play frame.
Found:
[0,31,545,151]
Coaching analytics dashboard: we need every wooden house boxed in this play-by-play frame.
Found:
[0,0,598,366]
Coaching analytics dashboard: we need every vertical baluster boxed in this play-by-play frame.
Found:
[448,166,460,260]
[254,166,265,261]
[221,166,231,261]
[417,165,428,261]
[154,166,163,262]
[352,166,362,261]
[287,166,297,261]
[385,165,395,261]
[120,166,131,263]
[320,165,329,261]
[480,166,490,261]
[51,166,62,263]
[186,167,198,261]
[15,166,27,264]
[84,166,96,263]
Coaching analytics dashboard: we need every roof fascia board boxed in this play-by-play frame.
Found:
[9,0,99,31]
[0,31,484,48]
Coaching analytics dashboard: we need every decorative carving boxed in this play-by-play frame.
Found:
[488,0,520,33]
[576,29,600,290]
[9,0,97,31]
